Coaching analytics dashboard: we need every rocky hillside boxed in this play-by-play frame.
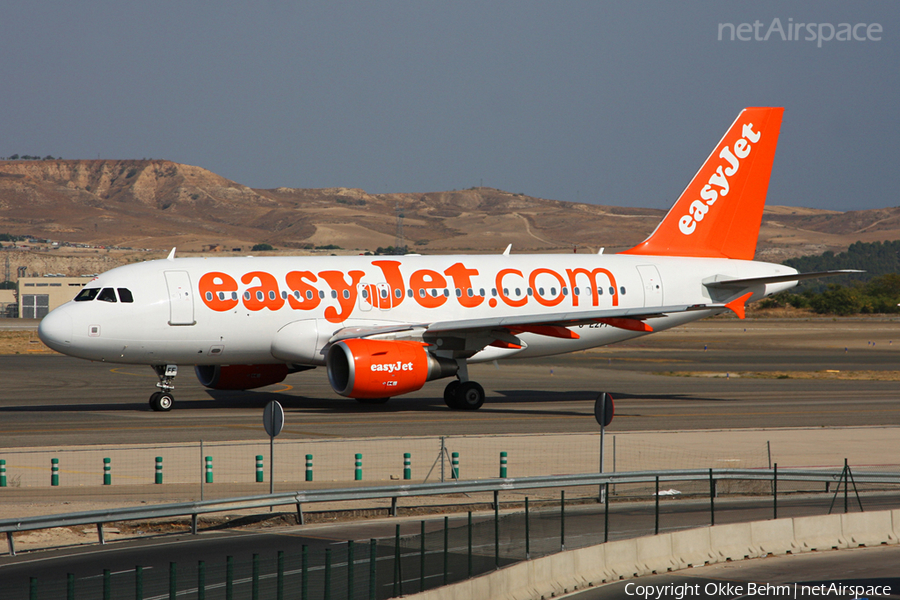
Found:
[0,159,897,261]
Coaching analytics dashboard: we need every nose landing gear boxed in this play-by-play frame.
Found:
[150,364,177,412]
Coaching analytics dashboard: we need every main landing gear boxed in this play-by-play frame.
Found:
[443,379,485,410]
[150,364,177,412]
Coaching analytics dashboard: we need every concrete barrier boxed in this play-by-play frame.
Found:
[709,522,754,561]
[602,538,640,581]
[750,518,794,556]
[635,533,676,576]
[404,510,899,600]
[841,511,895,547]
[670,527,714,569]
[792,513,847,552]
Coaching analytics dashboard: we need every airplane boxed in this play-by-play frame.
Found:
[38,107,852,411]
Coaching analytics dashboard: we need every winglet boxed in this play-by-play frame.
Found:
[166,247,176,261]
[502,244,512,256]
[725,292,753,320]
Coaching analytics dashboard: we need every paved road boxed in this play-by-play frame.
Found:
[1,319,899,446]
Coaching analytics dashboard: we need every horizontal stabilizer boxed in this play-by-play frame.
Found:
[704,270,864,289]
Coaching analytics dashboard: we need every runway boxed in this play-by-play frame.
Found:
[1,318,899,446]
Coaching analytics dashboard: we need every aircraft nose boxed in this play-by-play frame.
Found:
[38,309,73,352]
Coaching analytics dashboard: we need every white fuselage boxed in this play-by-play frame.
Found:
[38,253,798,366]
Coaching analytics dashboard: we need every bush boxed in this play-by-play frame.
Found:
[251,243,274,252]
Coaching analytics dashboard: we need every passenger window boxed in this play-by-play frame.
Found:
[97,288,117,303]
[620,286,626,295]
[609,287,615,295]
[75,288,100,302]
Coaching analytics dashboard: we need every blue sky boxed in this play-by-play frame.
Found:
[2,1,897,211]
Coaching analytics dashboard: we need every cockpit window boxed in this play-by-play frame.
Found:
[117,288,134,303]
[74,288,100,302]
[97,288,117,303]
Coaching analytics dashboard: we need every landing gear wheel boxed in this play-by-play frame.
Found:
[150,392,174,412]
[455,381,485,410]
[355,397,391,405]
[443,380,461,409]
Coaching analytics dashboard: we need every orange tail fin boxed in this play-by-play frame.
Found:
[621,107,783,260]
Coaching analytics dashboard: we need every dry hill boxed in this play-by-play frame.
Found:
[0,160,897,263]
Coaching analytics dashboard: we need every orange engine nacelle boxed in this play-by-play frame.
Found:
[326,339,457,399]
[195,364,289,390]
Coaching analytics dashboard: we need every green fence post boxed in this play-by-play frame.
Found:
[205,457,213,484]
[1,459,6,487]
[277,550,284,600]
[103,569,111,600]
[500,451,507,478]
[67,573,74,600]
[51,457,59,486]
[451,452,459,480]
[197,561,206,600]
[301,546,309,600]
[525,497,530,559]
[305,454,313,482]
[442,516,449,585]
[355,453,363,481]
[103,457,111,486]
[252,553,260,600]
[325,547,332,600]
[403,453,411,480]
[468,511,473,577]
[155,457,163,484]
[168,562,176,600]
[347,541,355,600]
[226,556,234,600]
[368,539,377,600]
[560,490,566,552]
[392,524,401,598]
[420,521,426,591]
[29,577,36,600]
[256,455,264,483]
[136,565,143,600]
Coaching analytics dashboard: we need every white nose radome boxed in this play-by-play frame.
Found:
[38,309,73,352]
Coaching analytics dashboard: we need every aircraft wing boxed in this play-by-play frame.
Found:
[328,302,723,346]
[425,303,714,333]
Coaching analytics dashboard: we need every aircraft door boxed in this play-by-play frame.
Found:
[636,265,663,307]
[164,270,196,326]
[358,283,373,311]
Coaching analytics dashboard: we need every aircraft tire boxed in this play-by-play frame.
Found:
[150,392,174,412]
[455,381,485,410]
[443,380,461,409]
[356,397,391,405]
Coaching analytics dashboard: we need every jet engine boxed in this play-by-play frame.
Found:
[326,339,457,399]
[195,364,290,390]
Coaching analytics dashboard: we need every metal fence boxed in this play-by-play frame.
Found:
[4,463,899,600]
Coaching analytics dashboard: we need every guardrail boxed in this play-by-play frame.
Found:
[3,466,896,556]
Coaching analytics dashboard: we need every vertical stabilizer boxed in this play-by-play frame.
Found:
[621,107,783,260]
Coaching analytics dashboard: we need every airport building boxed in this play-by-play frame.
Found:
[10,276,94,319]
